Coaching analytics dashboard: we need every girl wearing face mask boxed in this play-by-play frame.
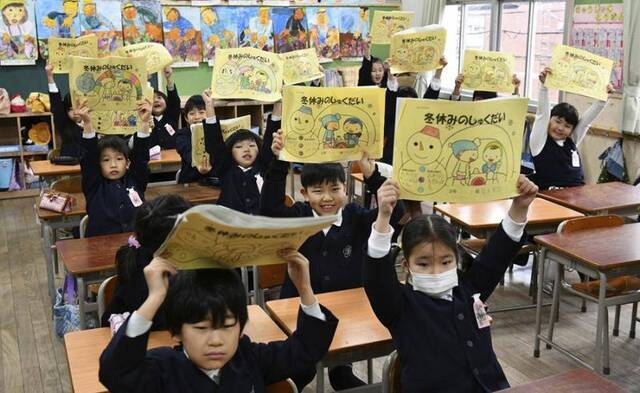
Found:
[363,176,538,392]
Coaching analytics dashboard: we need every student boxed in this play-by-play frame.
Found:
[529,67,613,190]
[261,134,405,391]
[450,73,521,101]
[99,252,338,393]
[202,90,278,214]
[45,63,84,158]
[175,94,214,183]
[101,194,192,329]
[364,175,538,392]
[149,66,181,150]
[79,101,152,237]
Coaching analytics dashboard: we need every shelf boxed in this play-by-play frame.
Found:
[0,188,40,200]
[0,112,53,119]
[0,150,49,158]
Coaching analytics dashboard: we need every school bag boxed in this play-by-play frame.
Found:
[597,138,629,183]
[0,158,14,191]
[53,274,81,337]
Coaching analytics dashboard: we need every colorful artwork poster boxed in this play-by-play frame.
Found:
[201,6,239,64]
[69,55,152,134]
[462,49,515,93]
[35,0,81,58]
[545,44,614,101]
[0,0,37,65]
[389,25,446,74]
[237,7,274,52]
[162,6,203,67]
[393,97,528,202]
[121,0,163,45]
[79,0,122,57]
[116,42,173,75]
[307,7,340,63]
[272,7,308,54]
[370,11,414,45]
[338,7,369,60]
[281,86,385,163]
[220,114,252,141]
[49,34,98,73]
[282,48,323,85]
[211,47,283,102]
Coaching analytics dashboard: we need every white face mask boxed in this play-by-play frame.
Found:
[409,267,458,296]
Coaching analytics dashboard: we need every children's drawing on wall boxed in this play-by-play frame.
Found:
[163,6,202,67]
[121,0,162,45]
[370,10,413,45]
[389,25,446,74]
[48,34,97,73]
[462,49,515,93]
[211,47,283,102]
[393,97,528,202]
[238,7,274,52]
[307,7,340,62]
[282,48,323,85]
[116,42,173,75]
[0,0,37,65]
[201,7,238,65]
[79,0,122,56]
[338,7,369,60]
[35,0,80,57]
[281,86,384,163]
[272,7,308,53]
[69,55,152,134]
[545,44,614,101]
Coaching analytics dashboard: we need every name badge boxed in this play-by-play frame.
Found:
[571,150,580,168]
[472,293,492,329]
[127,187,143,207]
[164,123,176,136]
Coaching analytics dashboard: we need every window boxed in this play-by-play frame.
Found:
[529,1,566,102]
[499,2,530,94]
[463,3,492,52]
[441,5,462,90]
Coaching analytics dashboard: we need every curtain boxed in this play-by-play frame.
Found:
[414,0,447,97]
[622,0,640,134]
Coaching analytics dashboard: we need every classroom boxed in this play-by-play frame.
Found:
[0,0,639,392]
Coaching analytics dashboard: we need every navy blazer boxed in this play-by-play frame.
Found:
[149,86,181,150]
[204,116,278,214]
[81,135,150,237]
[50,90,84,158]
[260,159,405,298]
[99,305,338,393]
[175,125,214,183]
[364,225,525,393]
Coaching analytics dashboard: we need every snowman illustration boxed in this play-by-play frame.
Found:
[398,125,448,196]
[285,105,319,158]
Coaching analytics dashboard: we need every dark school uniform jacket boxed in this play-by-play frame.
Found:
[260,159,406,298]
[363,225,525,393]
[149,86,181,150]
[50,89,84,158]
[80,134,150,237]
[203,116,278,214]
[99,306,339,393]
[530,136,585,190]
[175,125,214,183]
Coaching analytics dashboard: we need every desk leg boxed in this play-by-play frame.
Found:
[533,248,546,357]
[52,229,59,275]
[78,276,86,330]
[594,272,607,374]
[42,222,56,304]
[546,264,562,348]
[316,362,324,393]
[367,358,373,384]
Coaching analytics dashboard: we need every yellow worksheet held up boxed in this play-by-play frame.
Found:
[282,48,324,85]
[370,10,414,45]
[115,42,174,75]
[190,122,209,168]
[49,35,98,73]
[211,47,283,102]
[545,45,613,101]
[389,25,446,74]
[281,85,385,163]
[220,115,252,141]
[462,49,515,93]
[393,97,529,202]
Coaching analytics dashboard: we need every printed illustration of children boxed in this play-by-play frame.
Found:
[481,141,503,183]
[343,117,363,148]
[450,138,480,186]
[1,0,36,59]
[321,113,340,148]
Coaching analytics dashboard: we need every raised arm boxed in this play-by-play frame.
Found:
[164,66,181,123]
[201,90,228,176]
[424,56,447,99]
[572,84,612,147]
[77,102,102,194]
[530,68,552,156]
[130,101,152,191]
[258,102,281,169]
[46,63,69,135]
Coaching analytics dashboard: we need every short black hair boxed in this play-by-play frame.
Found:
[397,86,418,98]
[98,135,130,158]
[184,95,205,115]
[225,129,262,152]
[165,269,248,336]
[300,163,345,188]
[154,89,167,103]
[550,102,579,128]
[472,90,498,101]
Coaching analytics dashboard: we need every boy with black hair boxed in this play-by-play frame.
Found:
[175,94,214,183]
[99,251,338,393]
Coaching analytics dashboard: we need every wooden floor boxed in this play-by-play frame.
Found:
[1,196,639,393]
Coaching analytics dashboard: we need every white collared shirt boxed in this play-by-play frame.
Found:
[312,208,343,234]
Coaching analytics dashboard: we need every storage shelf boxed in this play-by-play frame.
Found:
[0,112,53,119]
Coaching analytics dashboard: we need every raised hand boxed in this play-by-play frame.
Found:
[271,129,284,157]
[539,67,552,84]
[280,248,315,306]
[509,175,538,223]
[138,256,177,321]
[202,89,215,118]
[358,152,376,179]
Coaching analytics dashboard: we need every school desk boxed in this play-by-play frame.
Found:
[38,183,220,305]
[538,182,640,216]
[348,172,366,203]
[64,305,287,393]
[501,368,626,392]
[266,287,394,393]
[533,223,640,375]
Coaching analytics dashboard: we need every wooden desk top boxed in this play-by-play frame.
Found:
[434,197,584,231]
[37,183,220,220]
[56,232,131,275]
[30,149,181,177]
[534,223,640,271]
[539,182,640,214]
[501,368,626,392]
[266,287,391,354]
[64,305,286,393]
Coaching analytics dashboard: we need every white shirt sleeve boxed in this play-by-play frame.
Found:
[48,83,59,93]
[125,311,153,338]
[430,77,441,92]
[271,115,281,121]
[572,99,607,146]
[205,116,217,124]
[530,86,551,157]
[501,213,527,242]
[387,77,399,92]
[450,94,461,101]
[136,131,151,138]
[82,131,96,139]
[300,299,326,321]
[367,223,394,259]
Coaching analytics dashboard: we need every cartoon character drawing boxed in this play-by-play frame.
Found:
[122,1,162,45]
[1,0,37,60]
[321,113,341,148]
[481,141,503,183]
[308,8,340,61]
[241,7,273,51]
[398,125,447,195]
[42,0,78,38]
[465,62,482,86]
[201,7,237,60]
[450,138,480,185]
[290,105,314,134]
[250,69,271,93]
[342,117,363,148]
[80,0,114,31]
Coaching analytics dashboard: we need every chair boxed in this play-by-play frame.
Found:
[47,148,60,160]
[175,169,181,184]
[381,350,401,393]
[79,215,89,238]
[347,161,365,204]
[265,379,298,393]
[50,176,82,193]
[97,275,118,322]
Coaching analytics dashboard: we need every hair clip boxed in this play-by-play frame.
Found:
[128,235,141,249]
